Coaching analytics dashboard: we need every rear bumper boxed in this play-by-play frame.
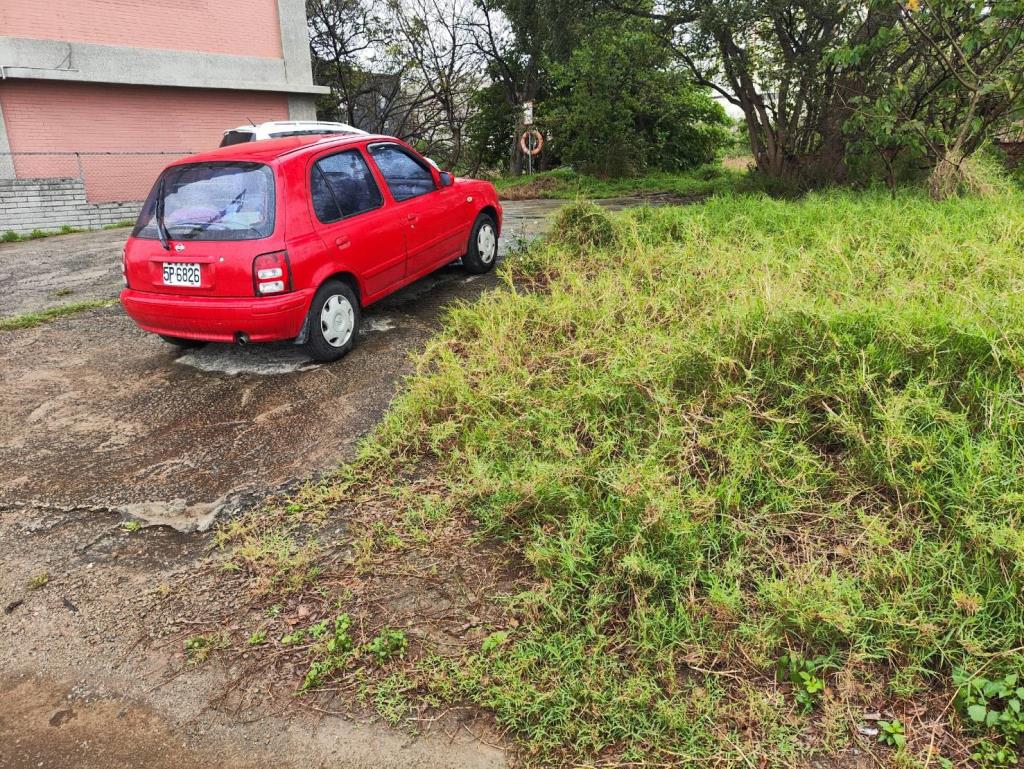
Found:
[120,287,314,343]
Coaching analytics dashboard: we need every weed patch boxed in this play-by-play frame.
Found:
[956,668,1024,761]
[0,300,115,331]
[0,221,132,244]
[371,673,413,726]
[184,632,228,664]
[547,201,618,249]
[194,187,1024,765]
[365,628,408,663]
[355,187,1024,764]
[302,613,355,689]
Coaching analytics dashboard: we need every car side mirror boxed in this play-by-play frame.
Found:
[439,172,454,187]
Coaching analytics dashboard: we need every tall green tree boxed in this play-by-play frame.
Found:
[545,21,730,175]
[464,79,520,172]
[842,0,1024,194]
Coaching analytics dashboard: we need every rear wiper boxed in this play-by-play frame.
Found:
[179,189,248,238]
[155,177,170,251]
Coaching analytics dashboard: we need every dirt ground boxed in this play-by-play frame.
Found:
[0,270,497,531]
[1,525,502,769]
[0,200,570,526]
[0,199,593,769]
[0,227,130,319]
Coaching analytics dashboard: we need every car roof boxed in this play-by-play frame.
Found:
[169,134,396,167]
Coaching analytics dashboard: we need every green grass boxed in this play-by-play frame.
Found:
[0,299,115,331]
[494,164,750,200]
[220,187,1024,765]
[1,221,133,244]
[364,189,1024,764]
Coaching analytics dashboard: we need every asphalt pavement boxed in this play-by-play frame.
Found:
[0,198,564,530]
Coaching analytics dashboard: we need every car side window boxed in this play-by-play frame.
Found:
[368,144,435,202]
[310,150,383,223]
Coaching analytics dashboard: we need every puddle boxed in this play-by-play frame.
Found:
[8,494,238,536]
[365,316,396,332]
[117,494,236,533]
[175,345,318,376]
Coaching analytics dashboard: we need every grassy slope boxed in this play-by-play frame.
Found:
[222,189,1024,766]
[494,164,750,200]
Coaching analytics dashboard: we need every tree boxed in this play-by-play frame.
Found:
[386,0,485,169]
[464,79,520,172]
[466,0,592,173]
[604,0,1024,190]
[307,0,427,138]
[546,20,730,175]
[842,0,1024,195]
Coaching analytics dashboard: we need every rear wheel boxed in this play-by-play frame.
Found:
[302,280,360,362]
[159,335,206,349]
[462,213,498,274]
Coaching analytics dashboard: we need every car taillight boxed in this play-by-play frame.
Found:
[122,249,129,288]
[253,251,291,296]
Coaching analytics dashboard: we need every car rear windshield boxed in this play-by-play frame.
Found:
[133,162,275,241]
[219,130,254,147]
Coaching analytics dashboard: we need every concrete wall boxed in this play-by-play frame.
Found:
[287,94,318,121]
[0,0,325,98]
[277,0,315,84]
[0,178,141,235]
[0,0,284,58]
[0,0,325,215]
[0,37,326,96]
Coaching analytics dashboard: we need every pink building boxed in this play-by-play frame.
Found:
[0,0,327,233]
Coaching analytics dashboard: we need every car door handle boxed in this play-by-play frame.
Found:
[335,237,350,251]
[407,214,419,223]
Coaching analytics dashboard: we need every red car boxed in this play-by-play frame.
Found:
[120,134,502,361]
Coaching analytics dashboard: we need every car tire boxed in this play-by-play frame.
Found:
[159,335,206,349]
[302,280,360,362]
[462,213,499,274]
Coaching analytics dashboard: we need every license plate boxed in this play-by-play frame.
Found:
[163,262,201,287]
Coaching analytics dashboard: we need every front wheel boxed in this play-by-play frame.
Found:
[302,280,360,362]
[462,214,498,274]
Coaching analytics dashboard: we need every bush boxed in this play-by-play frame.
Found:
[547,201,617,249]
[544,20,730,176]
[1006,154,1024,191]
[926,150,1019,200]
